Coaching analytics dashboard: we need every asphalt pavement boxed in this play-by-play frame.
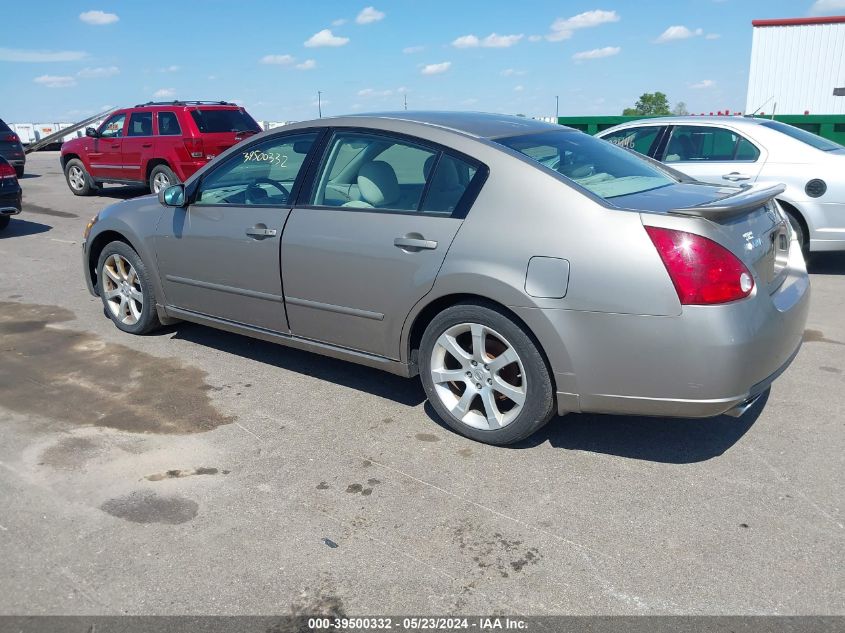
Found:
[0,152,842,615]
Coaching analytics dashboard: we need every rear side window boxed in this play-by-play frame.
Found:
[127,112,153,137]
[602,127,663,156]
[420,154,478,215]
[157,112,181,136]
[663,126,759,162]
[190,109,260,134]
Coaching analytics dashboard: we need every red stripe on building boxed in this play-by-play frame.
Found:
[752,16,845,27]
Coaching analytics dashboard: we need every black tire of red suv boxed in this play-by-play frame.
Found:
[149,164,180,195]
[64,158,96,196]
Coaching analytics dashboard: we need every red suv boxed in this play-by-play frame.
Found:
[60,101,261,196]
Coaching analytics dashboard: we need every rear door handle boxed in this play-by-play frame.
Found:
[723,172,751,182]
[246,226,277,238]
[141,143,153,148]
[394,237,438,250]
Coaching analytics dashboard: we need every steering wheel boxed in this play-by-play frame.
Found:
[245,177,290,204]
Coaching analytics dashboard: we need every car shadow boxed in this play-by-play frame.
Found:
[19,173,41,179]
[808,252,845,275]
[169,322,427,407]
[95,186,151,200]
[0,217,52,238]
[422,389,766,463]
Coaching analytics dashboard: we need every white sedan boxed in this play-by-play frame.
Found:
[597,116,845,253]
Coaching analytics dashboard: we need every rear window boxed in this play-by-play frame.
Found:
[190,109,260,134]
[0,119,11,133]
[497,130,675,199]
[759,120,844,152]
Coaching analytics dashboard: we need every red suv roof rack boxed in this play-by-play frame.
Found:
[133,100,236,107]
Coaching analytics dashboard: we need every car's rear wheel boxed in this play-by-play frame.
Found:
[419,303,555,445]
[97,241,161,335]
[149,164,179,194]
[0,215,9,231]
[783,209,809,258]
[14,166,23,179]
[64,159,96,196]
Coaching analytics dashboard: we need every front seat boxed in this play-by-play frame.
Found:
[344,160,401,208]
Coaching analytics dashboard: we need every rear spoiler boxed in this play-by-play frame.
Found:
[669,183,786,221]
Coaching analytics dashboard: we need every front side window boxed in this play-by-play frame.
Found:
[99,113,126,138]
[157,112,181,136]
[311,133,437,211]
[497,130,675,200]
[196,132,318,206]
[127,112,153,137]
[602,126,663,156]
[662,126,760,163]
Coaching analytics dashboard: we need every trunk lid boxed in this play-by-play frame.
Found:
[617,181,791,294]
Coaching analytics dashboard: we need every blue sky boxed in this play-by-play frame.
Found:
[1,0,843,123]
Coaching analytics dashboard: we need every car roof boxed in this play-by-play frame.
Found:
[605,116,772,129]
[322,111,565,140]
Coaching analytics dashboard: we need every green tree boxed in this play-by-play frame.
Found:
[623,92,671,116]
[673,101,689,115]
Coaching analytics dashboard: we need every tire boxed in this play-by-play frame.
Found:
[149,164,179,195]
[96,241,161,335]
[0,215,9,231]
[784,210,809,258]
[64,158,96,196]
[419,302,555,446]
[14,166,23,179]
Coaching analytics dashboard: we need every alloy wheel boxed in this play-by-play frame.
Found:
[429,322,527,430]
[68,166,86,191]
[152,172,170,193]
[102,254,143,325]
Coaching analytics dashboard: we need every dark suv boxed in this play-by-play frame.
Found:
[60,101,261,196]
[0,118,26,178]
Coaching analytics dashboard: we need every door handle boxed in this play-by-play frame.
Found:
[111,143,120,149]
[245,226,277,238]
[142,143,153,148]
[723,172,751,182]
[394,237,438,250]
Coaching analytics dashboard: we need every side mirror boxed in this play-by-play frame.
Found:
[159,184,186,207]
[85,127,99,138]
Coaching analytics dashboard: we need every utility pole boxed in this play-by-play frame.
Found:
[555,95,559,121]
[317,91,323,118]
[404,93,407,111]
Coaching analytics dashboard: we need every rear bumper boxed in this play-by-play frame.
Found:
[0,190,22,215]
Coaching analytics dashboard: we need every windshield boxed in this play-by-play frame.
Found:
[759,120,844,152]
[496,130,675,199]
[190,108,260,134]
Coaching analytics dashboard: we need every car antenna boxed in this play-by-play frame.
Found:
[749,95,774,117]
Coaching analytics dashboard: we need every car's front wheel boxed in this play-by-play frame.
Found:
[419,302,555,445]
[149,164,179,194]
[64,159,96,196]
[97,241,161,335]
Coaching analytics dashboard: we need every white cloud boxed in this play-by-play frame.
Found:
[705,33,721,40]
[331,18,347,26]
[357,88,395,97]
[452,33,523,48]
[528,35,543,42]
[159,65,180,72]
[501,68,526,77]
[690,79,716,89]
[77,66,119,78]
[514,85,524,92]
[655,26,704,43]
[305,29,349,47]
[421,61,451,75]
[810,0,845,15]
[153,88,176,98]
[33,75,76,88]
[260,54,295,65]
[403,45,424,54]
[79,10,119,25]
[0,47,87,62]
[296,59,317,70]
[547,9,620,41]
[572,46,621,61]
[356,6,385,24]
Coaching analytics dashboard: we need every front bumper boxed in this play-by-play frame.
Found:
[82,240,97,296]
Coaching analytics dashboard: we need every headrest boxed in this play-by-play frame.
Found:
[358,160,400,207]
[425,155,460,189]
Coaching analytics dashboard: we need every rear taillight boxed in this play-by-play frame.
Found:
[645,226,754,305]
[184,137,205,159]
[0,162,16,180]
[2,133,19,143]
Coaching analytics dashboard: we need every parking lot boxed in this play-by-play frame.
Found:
[0,151,843,615]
